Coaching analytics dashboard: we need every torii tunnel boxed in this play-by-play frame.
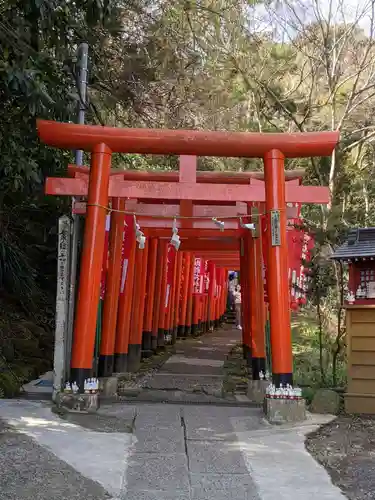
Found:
[38,120,339,391]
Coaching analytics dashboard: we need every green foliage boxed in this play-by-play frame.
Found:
[0,304,54,397]
[0,0,145,393]
[0,234,38,303]
[292,314,347,389]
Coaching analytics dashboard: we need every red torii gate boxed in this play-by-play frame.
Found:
[46,159,323,376]
[38,120,338,390]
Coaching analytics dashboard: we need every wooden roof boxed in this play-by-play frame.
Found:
[331,228,375,260]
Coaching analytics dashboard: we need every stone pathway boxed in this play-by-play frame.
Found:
[0,325,348,499]
[119,325,243,403]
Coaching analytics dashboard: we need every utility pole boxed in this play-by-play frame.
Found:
[65,42,89,379]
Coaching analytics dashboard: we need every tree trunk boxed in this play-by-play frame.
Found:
[363,181,369,226]
[328,148,336,210]
[315,271,326,385]
[332,262,345,387]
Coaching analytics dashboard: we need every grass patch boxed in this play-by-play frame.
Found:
[0,312,53,398]
[217,312,347,401]
[118,343,176,387]
[292,311,346,392]
[222,343,248,396]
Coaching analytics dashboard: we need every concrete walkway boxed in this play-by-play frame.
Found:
[0,326,347,499]
[0,400,346,499]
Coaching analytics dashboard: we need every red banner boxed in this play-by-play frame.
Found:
[193,258,204,294]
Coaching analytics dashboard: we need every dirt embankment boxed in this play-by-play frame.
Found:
[306,415,375,500]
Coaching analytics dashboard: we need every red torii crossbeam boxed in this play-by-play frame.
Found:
[67,164,306,182]
[38,120,338,158]
[38,119,338,391]
[46,175,329,203]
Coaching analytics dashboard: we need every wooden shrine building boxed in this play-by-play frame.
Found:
[332,227,375,414]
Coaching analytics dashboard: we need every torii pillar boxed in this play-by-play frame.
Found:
[248,204,266,379]
[264,150,292,386]
[70,144,112,388]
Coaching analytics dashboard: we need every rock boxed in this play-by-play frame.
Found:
[99,376,118,397]
[264,397,306,424]
[310,389,340,415]
[247,379,269,404]
[56,392,99,413]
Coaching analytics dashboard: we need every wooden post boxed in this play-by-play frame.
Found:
[169,247,179,343]
[114,218,136,373]
[220,269,225,321]
[191,257,201,336]
[200,294,204,332]
[165,245,177,344]
[201,260,207,332]
[178,252,191,337]
[137,243,149,356]
[128,242,149,371]
[192,294,200,336]
[185,254,195,336]
[172,251,183,343]
[207,261,216,331]
[217,269,223,323]
[70,143,111,390]
[240,237,251,365]
[264,149,293,386]
[214,267,221,328]
[249,204,267,379]
[157,240,168,347]
[218,268,223,323]
[143,237,158,356]
[98,198,125,377]
[151,239,163,351]
[247,231,257,367]
[203,293,208,332]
